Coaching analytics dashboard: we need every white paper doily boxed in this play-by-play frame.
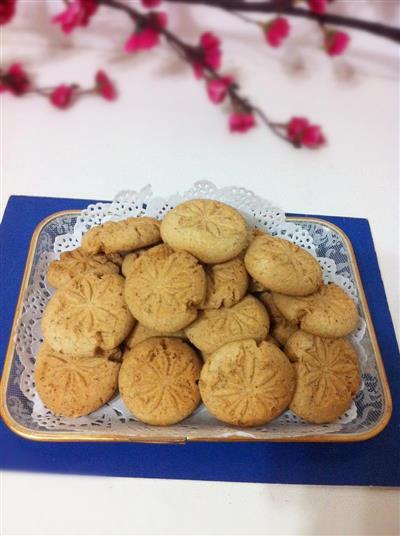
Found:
[14,181,372,439]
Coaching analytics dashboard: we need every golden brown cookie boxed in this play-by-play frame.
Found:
[259,291,298,346]
[185,295,269,354]
[42,273,134,356]
[200,257,248,309]
[125,322,186,349]
[244,235,322,296]
[273,283,358,338]
[35,343,120,417]
[200,351,212,362]
[247,231,268,292]
[160,199,248,263]
[266,335,280,347]
[119,337,202,425]
[248,278,267,293]
[285,330,361,423]
[199,339,295,427]
[81,217,161,255]
[121,248,152,278]
[105,253,124,267]
[47,248,119,289]
[124,246,206,332]
[121,252,139,278]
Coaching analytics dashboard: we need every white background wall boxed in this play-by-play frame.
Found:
[1,1,399,534]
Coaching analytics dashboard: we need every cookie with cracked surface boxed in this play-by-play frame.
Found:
[125,322,186,349]
[161,199,248,263]
[124,246,206,332]
[244,235,322,296]
[42,273,134,356]
[121,244,173,277]
[248,278,267,293]
[121,252,139,278]
[273,283,358,338]
[199,339,295,427]
[47,247,119,289]
[185,295,269,354]
[259,291,298,346]
[285,330,361,423]
[266,335,280,347]
[200,257,248,309]
[105,253,124,267]
[121,248,152,278]
[119,337,202,425]
[81,216,161,255]
[200,351,212,362]
[35,343,121,417]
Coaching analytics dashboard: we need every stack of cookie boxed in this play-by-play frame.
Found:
[35,217,161,418]
[36,199,361,428]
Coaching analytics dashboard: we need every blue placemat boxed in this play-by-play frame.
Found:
[1,195,399,486]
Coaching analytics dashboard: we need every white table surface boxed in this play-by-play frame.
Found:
[1,1,399,535]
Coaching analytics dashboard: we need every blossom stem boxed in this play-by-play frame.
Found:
[23,86,95,97]
[165,0,400,43]
[97,0,291,144]
[230,11,259,26]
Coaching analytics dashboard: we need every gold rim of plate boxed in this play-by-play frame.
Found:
[0,211,393,443]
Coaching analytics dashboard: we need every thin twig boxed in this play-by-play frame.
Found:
[97,0,293,145]
[231,11,259,26]
[165,0,400,43]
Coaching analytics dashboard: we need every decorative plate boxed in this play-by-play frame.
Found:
[0,182,392,442]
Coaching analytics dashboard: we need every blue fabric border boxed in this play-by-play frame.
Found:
[1,195,399,486]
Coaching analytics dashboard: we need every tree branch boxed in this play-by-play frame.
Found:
[97,0,294,145]
[165,0,400,43]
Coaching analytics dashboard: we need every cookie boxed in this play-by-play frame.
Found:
[121,248,153,278]
[160,199,248,263]
[106,253,124,267]
[246,231,267,292]
[266,335,280,347]
[81,217,161,255]
[244,235,322,296]
[200,351,212,362]
[119,337,202,425]
[259,291,298,346]
[47,247,119,289]
[125,322,186,349]
[185,295,269,354]
[285,330,361,423]
[200,257,248,309]
[124,246,206,332]
[121,252,139,278]
[35,343,120,417]
[249,278,267,293]
[199,339,295,427]
[42,273,134,356]
[273,283,358,338]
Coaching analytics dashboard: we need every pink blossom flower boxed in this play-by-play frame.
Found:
[229,112,256,133]
[264,18,290,48]
[302,125,325,147]
[192,32,221,79]
[95,70,117,101]
[0,63,30,95]
[207,76,233,104]
[52,0,98,34]
[50,85,75,109]
[287,117,309,140]
[287,117,325,148]
[141,0,162,7]
[308,0,326,15]
[124,12,167,53]
[325,30,350,56]
[0,0,16,25]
